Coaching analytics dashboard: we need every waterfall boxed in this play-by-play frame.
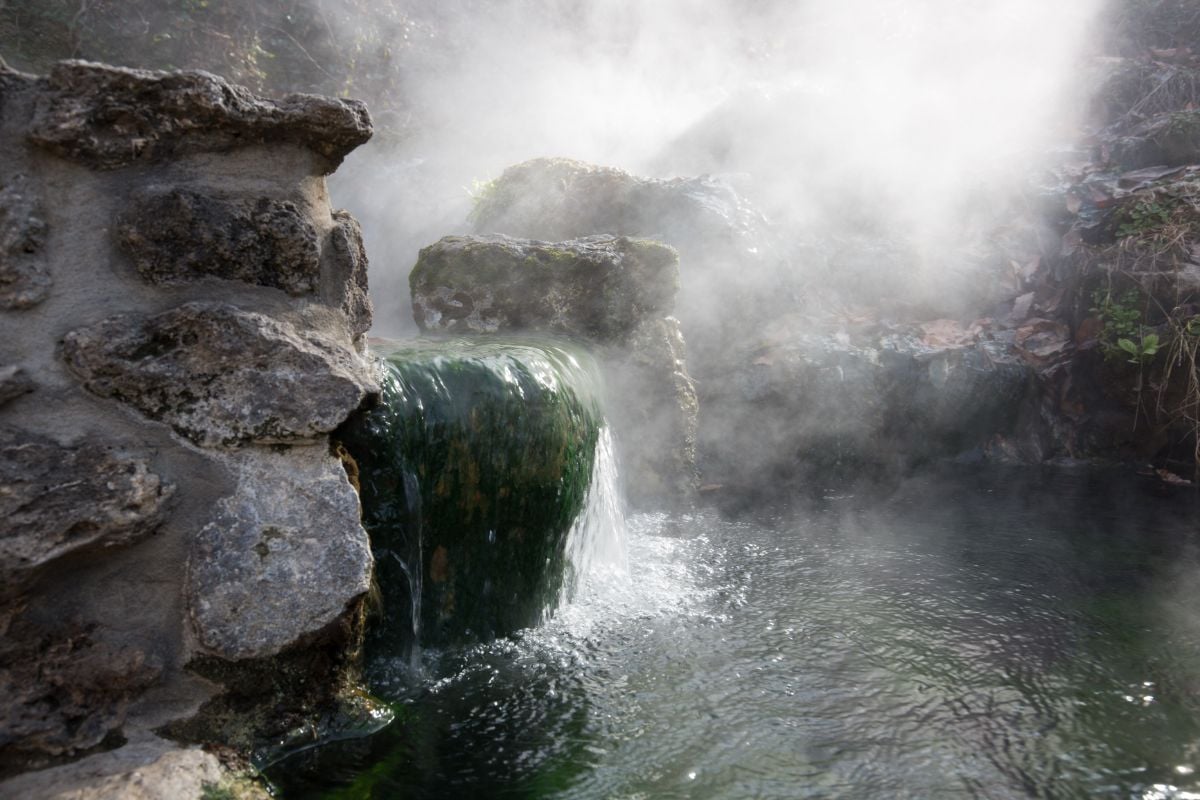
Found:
[558,425,630,609]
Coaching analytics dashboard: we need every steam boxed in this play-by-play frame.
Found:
[329,0,1107,334]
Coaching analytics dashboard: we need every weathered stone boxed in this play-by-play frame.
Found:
[0,740,263,800]
[471,157,771,254]
[187,449,372,660]
[116,189,321,295]
[0,426,173,595]
[603,318,699,507]
[411,234,678,344]
[467,157,788,370]
[327,209,373,338]
[28,61,372,173]
[0,174,50,310]
[699,322,1033,493]
[60,302,378,447]
[0,365,33,405]
[0,624,161,771]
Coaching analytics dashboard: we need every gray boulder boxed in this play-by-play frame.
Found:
[116,188,321,295]
[0,426,173,596]
[60,302,378,448]
[26,61,371,173]
[605,317,699,507]
[471,157,773,260]
[411,234,679,344]
[700,322,1034,493]
[186,448,373,660]
[466,157,788,371]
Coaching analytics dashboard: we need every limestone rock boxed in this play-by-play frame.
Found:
[0,174,50,310]
[471,157,771,258]
[603,318,699,506]
[0,624,161,769]
[467,157,787,366]
[327,209,373,338]
[0,738,244,800]
[0,743,248,800]
[699,323,1033,492]
[187,449,373,660]
[0,426,173,595]
[28,61,371,173]
[116,189,320,295]
[410,234,678,344]
[0,365,33,405]
[60,302,378,448]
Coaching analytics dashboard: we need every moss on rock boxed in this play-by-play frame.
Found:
[338,337,603,650]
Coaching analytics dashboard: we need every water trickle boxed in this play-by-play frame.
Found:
[558,426,630,609]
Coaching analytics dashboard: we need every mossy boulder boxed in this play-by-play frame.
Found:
[410,233,677,344]
[338,338,603,649]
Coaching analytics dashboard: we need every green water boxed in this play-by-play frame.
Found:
[338,337,603,649]
[269,466,1200,799]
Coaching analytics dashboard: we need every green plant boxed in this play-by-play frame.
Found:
[1091,287,1151,362]
[1117,199,1173,238]
[1116,332,1161,363]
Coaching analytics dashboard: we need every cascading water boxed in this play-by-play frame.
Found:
[336,335,629,662]
[559,426,630,608]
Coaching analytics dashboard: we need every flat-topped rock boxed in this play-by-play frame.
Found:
[410,234,678,344]
[61,302,378,448]
[26,60,371,173]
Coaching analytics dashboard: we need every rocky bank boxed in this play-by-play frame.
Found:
[0,61,377,797]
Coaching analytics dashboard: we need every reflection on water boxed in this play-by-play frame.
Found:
[268,466,1200,799]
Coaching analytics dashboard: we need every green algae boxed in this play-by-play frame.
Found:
[338,336,603,650]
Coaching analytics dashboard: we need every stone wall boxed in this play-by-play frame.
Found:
[0,60,378,795]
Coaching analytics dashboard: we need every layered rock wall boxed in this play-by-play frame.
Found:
[0,60,377,792]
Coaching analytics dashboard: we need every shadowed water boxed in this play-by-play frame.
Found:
[268,466,1200,799]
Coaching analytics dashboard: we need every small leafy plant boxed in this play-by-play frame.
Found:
[1117,332,1160,363]
[1117,200,1173,238]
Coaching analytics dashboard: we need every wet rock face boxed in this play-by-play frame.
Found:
[411,234,678,344]
[116,189,321,295]
[0,624,161,773]
[0,426,173,595]
[60,302,378,447]
[187,450,373,660]
[0,174,50,310]
[27,61,372,172]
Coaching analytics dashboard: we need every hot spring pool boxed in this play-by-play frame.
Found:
[267,466,1200,799]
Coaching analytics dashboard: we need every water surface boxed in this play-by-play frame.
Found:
[269,467,1200,799]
